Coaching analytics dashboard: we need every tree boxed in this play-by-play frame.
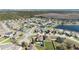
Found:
[65,42,72,49]
[55,37,64,43]
[31,38,35,44]
[21,41,27,50]
[43,35,46,40]
[21,41,26,47]
[73,44,79,50]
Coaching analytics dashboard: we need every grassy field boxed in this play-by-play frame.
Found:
[35,39,56,50]
[44,40,55,50]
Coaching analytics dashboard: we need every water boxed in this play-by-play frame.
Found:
[56,25,79,32]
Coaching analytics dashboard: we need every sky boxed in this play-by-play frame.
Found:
[0,0,78,9]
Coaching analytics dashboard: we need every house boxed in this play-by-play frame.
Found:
[4,32,13,37]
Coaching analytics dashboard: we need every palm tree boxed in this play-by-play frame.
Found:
[21,41,27,50]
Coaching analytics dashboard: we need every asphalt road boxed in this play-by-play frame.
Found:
[19,27,35,44]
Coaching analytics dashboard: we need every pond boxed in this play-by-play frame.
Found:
[56,25,79,32]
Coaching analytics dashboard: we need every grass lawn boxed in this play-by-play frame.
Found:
[0,38,12,45]
[0,37,5,42]
[35,39,56,50]
[44,26,53,30]
[2,38,11,43]
[44,41,54,50]
[35,45,45,50]
[47,26,53,30]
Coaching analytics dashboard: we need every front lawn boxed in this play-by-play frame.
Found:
[44,41,54,50]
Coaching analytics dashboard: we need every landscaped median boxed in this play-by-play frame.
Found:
[0,38,12,45]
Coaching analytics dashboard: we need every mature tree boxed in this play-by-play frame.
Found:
[21,41,28,50]
[21,41,26,47]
